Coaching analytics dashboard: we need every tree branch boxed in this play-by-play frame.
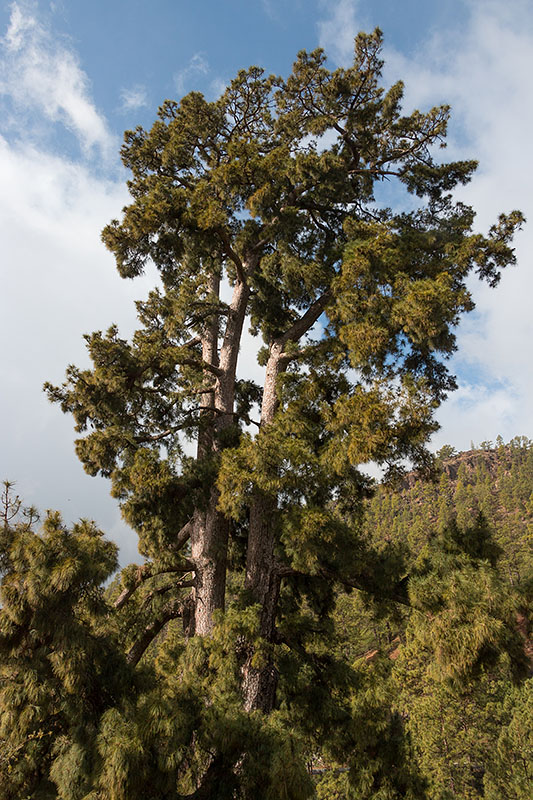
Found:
[114,558,195,610]
[180,358,224,377]
[141,580,195,610]
[189,386,216,396]
[276,563,411,609]
[279,291,331,347]
[320,567,411,608]
[217,228,246,284]
[126,597,184,665]
[134,428,178,443]
[278,347,306,362]
[173,518,194,552]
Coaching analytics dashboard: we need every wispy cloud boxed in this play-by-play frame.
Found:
[0,4,146,559]
[260,0,277,21]
[317,0,360,64]
[209,76,227,100]
[174,52,209,95]
[0,1,113,156]
[0,132,159,561]
[119,83,148,112]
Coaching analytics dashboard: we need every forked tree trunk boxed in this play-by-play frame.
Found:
[191,271,251,636]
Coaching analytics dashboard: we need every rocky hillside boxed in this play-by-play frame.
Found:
[364,436,533,585]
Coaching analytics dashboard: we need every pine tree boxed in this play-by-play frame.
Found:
[394,515,529,799]
[0,490,128,799]
[33,31,525,796]
[484,678,533,800]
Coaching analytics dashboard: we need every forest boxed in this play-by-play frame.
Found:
[1,30,531,800]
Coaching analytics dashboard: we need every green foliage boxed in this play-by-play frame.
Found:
[6,29,526,800]
[406,516,526,682]
[362,443,533,800]
[484,679,533,800]
[365,441,533,584]
[46,30,522,525]
[0,501,128,799]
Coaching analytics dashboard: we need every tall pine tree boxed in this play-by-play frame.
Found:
[35,30,524,796]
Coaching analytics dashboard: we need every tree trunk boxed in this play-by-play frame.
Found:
[242,342,285,711]
[242,296,329,709]
[242,488,281,712]
[191,271,251,636]
[190,491,229,635]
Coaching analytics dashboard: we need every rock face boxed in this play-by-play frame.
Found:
[399,445,510,489]
[440,447,510,481]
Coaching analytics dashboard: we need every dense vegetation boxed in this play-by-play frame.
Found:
[330,438,533,799]
[1,31,530,800]
[1,441,531,798]
[366,436,533,586]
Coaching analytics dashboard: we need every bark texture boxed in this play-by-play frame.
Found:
[191,267,253,636]
[242,298,330,711]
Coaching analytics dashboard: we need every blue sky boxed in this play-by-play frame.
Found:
[1,0,532,562]
[0,1,471,134]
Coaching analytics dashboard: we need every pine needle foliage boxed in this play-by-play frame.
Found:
[0,504,129,799]
[2,30,523,798]
[355,442,533,800]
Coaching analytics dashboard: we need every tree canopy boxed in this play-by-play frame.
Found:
[1,30,527,799]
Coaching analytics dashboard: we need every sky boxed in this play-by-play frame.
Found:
[1,0,532,563]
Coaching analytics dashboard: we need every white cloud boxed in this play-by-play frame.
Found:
[0,4,143,560]
[260,0,277,21]
[380,0,533,450]
[432,382,519,452]
[174,52,209,95]
[2,0,532,559]
[0,135,160,563]
[209,76,227,100]
[317,0,360,64]
[119,83,148,112]
[318,0,533,451]
[0,1,113,156]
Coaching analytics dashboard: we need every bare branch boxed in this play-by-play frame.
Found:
[126,597,184,665]
[172,518,194,552]
[189,386,216,396]
[141,580,195,610]
[279,291,331,347]
[114,559,195,610]
[278,348,305,362]
[217,227,246,284]
[134,428,177,443]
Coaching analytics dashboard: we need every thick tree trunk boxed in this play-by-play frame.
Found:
[242,296,329,710]
[190,491,229,635]
[191,271,252,636]
[242,342,285,711]
[242,488,281,712]
[191,271,225,636]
